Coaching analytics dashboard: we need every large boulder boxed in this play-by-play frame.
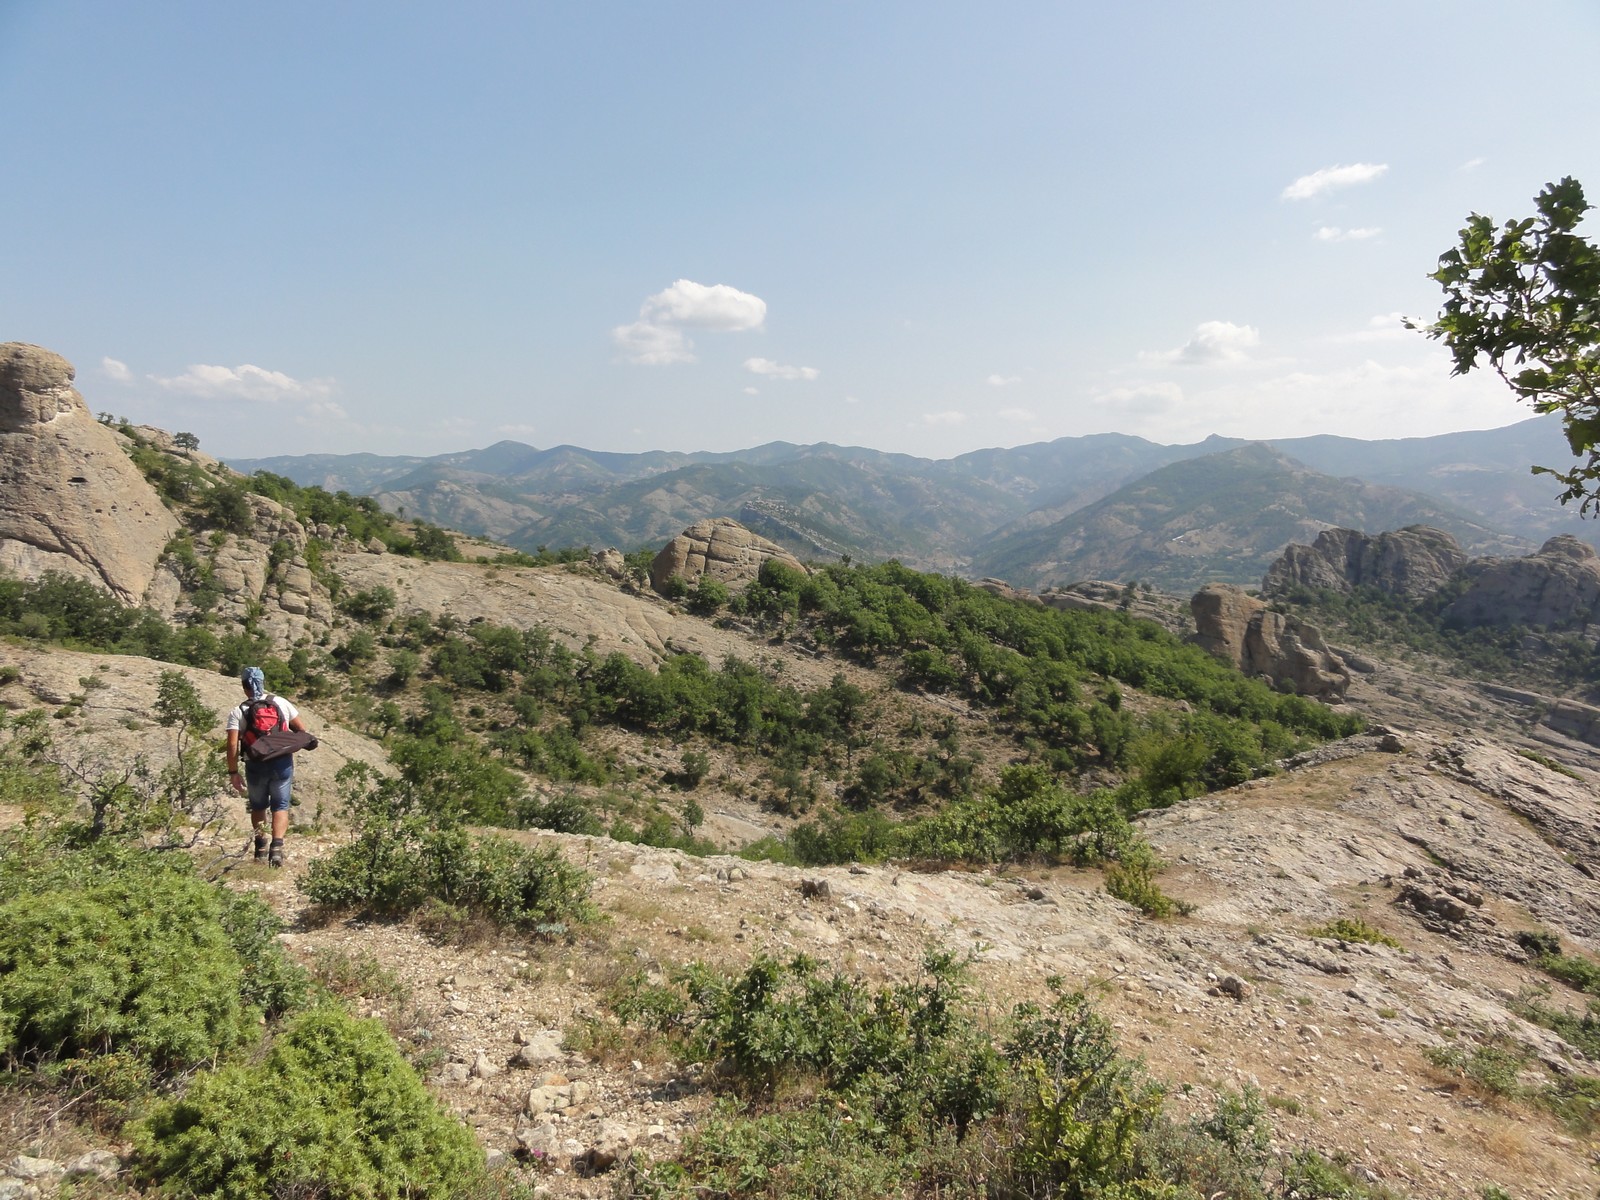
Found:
[0,343,179,603]
[1191,583,1350,699]
[1444,535,1600,630]
[650,518,807,593]
[1262,526,1467,602]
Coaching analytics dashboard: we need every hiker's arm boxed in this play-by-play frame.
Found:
[289,716,307,733]
[226,730,245,795]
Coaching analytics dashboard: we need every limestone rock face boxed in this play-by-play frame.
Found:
[1191,583,1349,699]
[1262,526,1467,602]
[1444,535,1600,629]
[0,343,179,603]
[650,518,807,593]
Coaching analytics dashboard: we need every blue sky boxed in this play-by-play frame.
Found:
[3,1,1598,460]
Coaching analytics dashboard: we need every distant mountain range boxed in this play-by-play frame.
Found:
[229,415,1600,590]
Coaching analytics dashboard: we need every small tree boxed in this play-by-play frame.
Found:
[1415,177,1600,509]
[172,431,200,451]
[55,672,228,848]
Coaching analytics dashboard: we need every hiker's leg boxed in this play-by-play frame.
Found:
[247,770,269,843]
[265,772,292,864]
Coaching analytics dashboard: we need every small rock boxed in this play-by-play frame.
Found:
[439,1062,472,1085]
[1217,975,1254,1001]
[5,1162,59,1183]
[473,1052,500,1079]
[63,1152,120,1181]
[800,878,830,900]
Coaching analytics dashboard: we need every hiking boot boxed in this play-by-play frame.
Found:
[268,839,285,869]
[253,835,269,862]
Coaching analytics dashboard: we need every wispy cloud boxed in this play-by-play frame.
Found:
[986,373,1021,387]
[997,406,1035,422]
[744,357,819,381]
[1459,156,1486,171]
[1281,162,1388,201]
[1327,313,1413,344]
[101,357,132,383]
[1313,226,1381,242]
[1095,382,1183,415]
[922,410,967,426]
[496,423,539,437]
[743,386,759,396]
[151,362,334,400]
[1147,320,1260,365]
[612,279,767,365]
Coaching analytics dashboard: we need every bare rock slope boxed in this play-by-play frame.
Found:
[0,344,178,602]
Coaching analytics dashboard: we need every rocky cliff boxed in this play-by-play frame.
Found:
[1261,525,1467,602]
[1190,583,1351,699]
[0,343,179,602]
[1445,534,1600,630]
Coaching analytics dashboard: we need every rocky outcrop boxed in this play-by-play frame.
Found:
[650,518,807,594]
[1190,583,1350,699]
[1262,526,1467,602]
[0,343,179,602]
[1444,535,1600,629]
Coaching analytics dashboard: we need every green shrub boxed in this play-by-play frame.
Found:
[0,840,304,1072]
[1104,843,1185,918]
[132,1004,483,1200]
[301,762,595,933]
[1307,917,1402,948]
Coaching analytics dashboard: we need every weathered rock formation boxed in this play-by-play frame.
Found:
[1190,583,1350,699]
[1444,534,1600,629]
[1262,525,1467,602]
[650,518,807,594]
[0,343,179,602]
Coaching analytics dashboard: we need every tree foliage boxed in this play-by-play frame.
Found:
[1418,177,1600,509]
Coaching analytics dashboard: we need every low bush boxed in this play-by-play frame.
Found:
[1307,917,1402,948]
[132,1004,483,1200]
[301,761,595,934]
[0,835,305,1074]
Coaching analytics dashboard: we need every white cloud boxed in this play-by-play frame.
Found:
[998,407,1035,422]
[613,279,767,365]
[986,373,1021,387]
[1148,320,1260,365]
[611,321,693,365]
[1313,226,1381,242]
[744,357,819,381]
[1281,162,1388,200]
[1096,382,1184,415]
[641,280,766,331]
[151,362,334,400]
[496,423,539,437]
[101,357,132,383]
[922,410,967,426]
[1459,157,1486,171]
[743,386,759,396]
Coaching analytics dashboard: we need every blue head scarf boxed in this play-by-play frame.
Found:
[240,666,266,700]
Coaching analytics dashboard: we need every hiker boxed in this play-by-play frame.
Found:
[225,665,310,868]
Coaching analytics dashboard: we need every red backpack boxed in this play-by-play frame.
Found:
[240,696,287,759]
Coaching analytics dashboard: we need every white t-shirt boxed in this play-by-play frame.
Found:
[226,695,300,732]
